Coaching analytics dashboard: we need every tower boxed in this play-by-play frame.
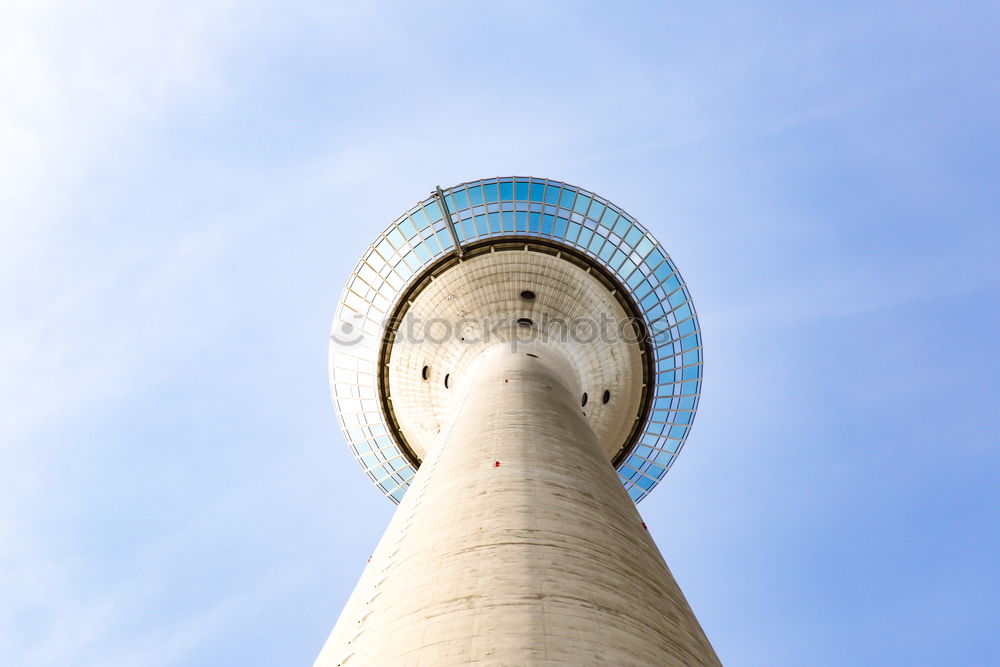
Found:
[319,177,719,665]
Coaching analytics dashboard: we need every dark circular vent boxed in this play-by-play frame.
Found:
[602,390,611,404]
[520,290,536,300]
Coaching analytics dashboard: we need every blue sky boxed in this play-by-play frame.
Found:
[1,2,998,665]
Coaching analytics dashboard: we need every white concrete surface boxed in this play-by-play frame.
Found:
[315,342,720,666]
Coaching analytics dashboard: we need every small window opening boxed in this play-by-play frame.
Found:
[602,390,611,404]
[421,365,429,380]
[516,317,534,327]
[526,353,539,358]
[444,373,450,388]
[520,290,536,300]
[581,392,588,407]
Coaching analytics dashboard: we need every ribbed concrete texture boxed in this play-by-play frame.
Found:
[315,343,720,666]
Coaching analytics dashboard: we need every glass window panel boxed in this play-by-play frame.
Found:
[529,182,545,202]
[541,214,554,235]
[411,208,429,230]
[398,218,417,239]
[574,194,592,214]
[588,233,604,253]
[487,212,501,232]
[501,211,515,232]
[624,226,643,247]
[515,180,529,200]
[475,214,489,235]
[559,188,576,208]
[484,182,499,202]
[468,185,484,205]
[387,228,405,248]
[553,216,568,237]
[588,201,606,221]
[451,188,469,209]
[544,185,560,205]
[636,236,654,258]
[515,211,528,231]
[425,201,442,222]
[528,212,541,232]
[499,181,514,200]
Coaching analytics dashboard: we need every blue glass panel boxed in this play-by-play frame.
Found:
[668,290,687,308]
[566,221,581,242]
[679,396,696,410]
[663,275,681,292]
[627,486,643,501]
[578,228,593,247]
[678,318,696,336]
[528,212,541,232]
[635,445,652,458]
[487,212,501,232]
[484,182,499,202]
[559,188,576,208]
[647,248,665,267]
[412,243,430,262]
[654,450,673,465]
[636,236,654,258]
[404,252,422,271]
[574,194,592,214]
[673,303,692,320]
[624,226,643,247]
[435,229,454,249]
[544,185,560,205]
[587,201,606,221]
[451,188,469,209]
[390,488,406,502]
[501,211,515,232]
[553,216,568,237]
[411,208,429,230]
[681,380,699,394]
[628,455,644,469]
[669,425,688,439]
[515,211,528,231]
[609,249,628,271]
[654,263,673,283]
[611,216,628,237]
[468,185,484,206]
[399,467,414,481]
[541,214,554,235]
[388,228,405,248]
[675,412,692,424]
[529,182,545,202]
[680,333,698,350]
[682,366,700,380]
[647,463,665,478]
[588,233,604,253]
[461,218,475,239]
[516,181,530,201]
[398,218,417,239]
[475,214,489,235]
[424,201,442,222]
[636,475,655,490]
[499,181,514,200]
[682,349,700,365]
[599,242,615,262]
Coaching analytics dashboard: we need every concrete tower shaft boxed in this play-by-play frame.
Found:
[315,343,720,666]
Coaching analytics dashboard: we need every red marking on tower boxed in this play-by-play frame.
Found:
[493,461,501,468]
